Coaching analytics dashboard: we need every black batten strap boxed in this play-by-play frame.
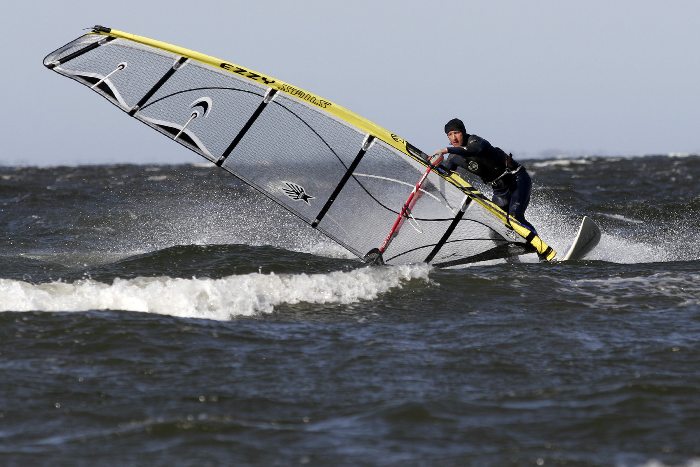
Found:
[424,199,471,263]
[312,135,374,228]
[46,36,117,69]
[523,230,553,259]
[539,246,554,259]
[129,56,188,116]
[217,89,277,167]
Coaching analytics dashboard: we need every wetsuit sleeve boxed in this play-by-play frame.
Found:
[440,136,493,172]
[446,146,471,157]
[440,147,466,171]
[442,142,482,171]
[446,136,490,156]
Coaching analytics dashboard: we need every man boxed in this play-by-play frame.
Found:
[433,118,537,233]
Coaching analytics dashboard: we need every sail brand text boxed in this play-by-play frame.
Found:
[279,84,332,109]
[220,63,276,85]
[219,63,331,109]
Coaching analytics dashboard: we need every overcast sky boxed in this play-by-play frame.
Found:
[2,0,698,165]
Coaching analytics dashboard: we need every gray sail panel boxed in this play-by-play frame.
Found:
[133,61,269,162]
[311,139,425,260]
[43,34,104,66]
[426,195,529,265]
[326,141,455,264]
[219,91,370,227]
[46,37,180,112]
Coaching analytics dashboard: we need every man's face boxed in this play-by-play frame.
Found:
[447,130,464,147]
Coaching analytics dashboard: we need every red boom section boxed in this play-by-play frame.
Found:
[378,155,444,254]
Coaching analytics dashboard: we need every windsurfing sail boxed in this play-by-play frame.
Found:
[44,26,557,267]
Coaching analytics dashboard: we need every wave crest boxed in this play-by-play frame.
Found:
[0,264,431,319]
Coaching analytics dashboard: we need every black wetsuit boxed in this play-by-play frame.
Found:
[440,134,536,232]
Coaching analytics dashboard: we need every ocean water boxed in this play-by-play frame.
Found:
[1,155,698,466]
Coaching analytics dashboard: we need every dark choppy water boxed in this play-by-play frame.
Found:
[1,155,699,466]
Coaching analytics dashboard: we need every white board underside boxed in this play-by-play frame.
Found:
[563,216,601,261]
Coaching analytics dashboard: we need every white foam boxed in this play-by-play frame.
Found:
[667,152,698,158]
[189,162,214,168]
[571,272,700,310]
[598,213,645,225]
[638,458,700,467]
[0,264,431,320]
[530,158,594,168]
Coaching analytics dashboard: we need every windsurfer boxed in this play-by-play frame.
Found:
[433,118,537,233]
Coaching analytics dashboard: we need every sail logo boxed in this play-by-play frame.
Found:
[390,133,405,144]
[282,182,315,204]
[174,97,212,141]
[220,62,275,85]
